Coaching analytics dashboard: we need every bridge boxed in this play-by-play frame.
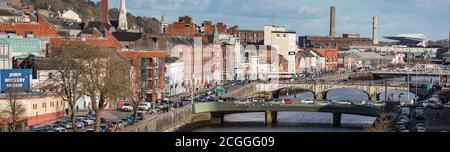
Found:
[192,102,382,127]
[224,82,409,101]
[372,64,450,83]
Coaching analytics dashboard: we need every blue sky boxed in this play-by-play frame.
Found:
[98,0,450,40]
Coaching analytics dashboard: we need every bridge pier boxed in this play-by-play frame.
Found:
[315,93,324,101]
[370,94,378,101]
[212,115,225,124]
[332,113,342,127]
[265,111,278,125]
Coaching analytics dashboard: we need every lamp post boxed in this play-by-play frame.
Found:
[384,80,388,102]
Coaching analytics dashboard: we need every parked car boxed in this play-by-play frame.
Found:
[282,99,295,105]
[157,103,170,112]
[183,96,194,101]
[75,120,85,128]
[139,102,152,110]
[121,102,133,112]
[99,124,108,132]
[400,129,410,132]
[136,112,145,120]
[173,102,184,108]
[300,99,315,104]
[112,120,124,130]
[77,117,94,126]
[62,121,73,129]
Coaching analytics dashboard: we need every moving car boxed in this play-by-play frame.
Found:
[333,100,352,105]
[401,107,411,117]
[270,99,283,105]
[417,126,427,132]
[252,98,265,103]
[300,99,315,104]
[415,107,424,119]
[282,99,295,105]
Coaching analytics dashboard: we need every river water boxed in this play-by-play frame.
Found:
[193,77,431,132]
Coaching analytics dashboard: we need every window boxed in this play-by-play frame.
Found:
[33,104,37,110]
[283,34,287,37]
[50,102,54,107]
[42,103,45,108]
[48,72,53,79]
[276,34,280,37]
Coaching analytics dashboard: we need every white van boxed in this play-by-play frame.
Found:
[121,102,133,112]
[139,102,152,110]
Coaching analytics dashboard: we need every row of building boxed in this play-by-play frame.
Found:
[0,0,448,129]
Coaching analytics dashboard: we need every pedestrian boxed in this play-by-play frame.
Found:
[65,108,69,117]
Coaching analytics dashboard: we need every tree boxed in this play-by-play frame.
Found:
[128,78,145,125]
[365,113,393,132]
[48,43,85,132]
[79,46,131,132]
[1,87,26,132]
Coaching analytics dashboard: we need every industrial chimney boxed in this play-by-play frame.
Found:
[372,16,379,45]
[329,6,336,37]
[101,0,109,23]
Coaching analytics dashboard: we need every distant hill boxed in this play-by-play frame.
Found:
[22,0,160,33]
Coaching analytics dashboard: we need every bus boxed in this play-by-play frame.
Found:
[266,72,296,81]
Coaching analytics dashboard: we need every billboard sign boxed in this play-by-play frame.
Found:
[0,69,32,93]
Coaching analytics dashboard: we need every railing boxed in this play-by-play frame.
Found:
[121,106,192,132]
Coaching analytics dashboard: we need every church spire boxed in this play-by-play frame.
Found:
[118,0,128,31]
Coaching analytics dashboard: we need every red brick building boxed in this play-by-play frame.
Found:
[50,30,123,51]
[315,48,339,71]
[166,16,198,37]
[117,51,166,103]
[0,16,59,37]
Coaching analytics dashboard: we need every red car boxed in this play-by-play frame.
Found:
[282,99,295,104]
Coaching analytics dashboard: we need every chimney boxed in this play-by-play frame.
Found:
[101,0,109,23]
[329,6,336,37]
[372,16,379,45]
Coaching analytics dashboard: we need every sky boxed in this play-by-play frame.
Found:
[96,0,450,40]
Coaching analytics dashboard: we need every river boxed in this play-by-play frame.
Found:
[193,77,430,132]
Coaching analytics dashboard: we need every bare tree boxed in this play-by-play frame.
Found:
[1,87,26,132]
[80,46,131,132]
[365,113,393,132]
[128,78,145,125]
[48,43,86,132]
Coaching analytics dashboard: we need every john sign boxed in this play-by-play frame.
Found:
[0,69,32,93]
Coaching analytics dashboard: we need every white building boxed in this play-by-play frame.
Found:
[263,25,297,73]
[165,57,185,96]
[219,34,245,81]
[60,10,82,22]
[307,50,326,72]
